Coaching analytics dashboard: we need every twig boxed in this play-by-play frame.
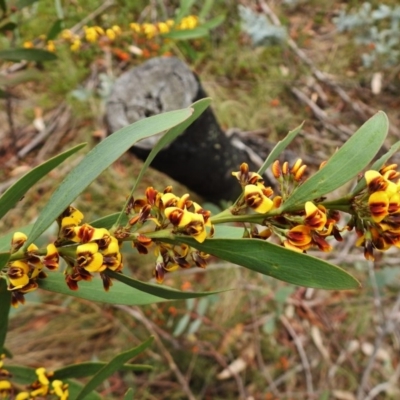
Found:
[116,305,197,400]
[199,344,248,400]
[291,87,353,140]
[280,315,314,398]
[69,0,115,34]
[357,292,400,399]
[258,1,367,118]
[367,261,385,325]
[258,0,400,139]
[17,103,68,159]
[5,91,17,154]
[364,363,400,400]
[249,294,280,397]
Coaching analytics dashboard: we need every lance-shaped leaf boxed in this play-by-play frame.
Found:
[174,0,195,24]
[0,48,57,62]
[75,337,154,400]
[106,269,225,300]
[0,144,85,220]
[124,389,134,400]
[24,108,192,248]
[199,0,214,19]
[201,15,225,30]
[0,278,11,354]
[115,98,210,227]
[282,112,388,211]
[0,0,6,13]
[258,122,303,176]
[47,19,64,40]
[53,362,152,380]
[162,27,209,40]
[0,252,10,269]
[38,270,219,304]
[163,237,360,290]
[16,0,39,9]
[90,213,124,229]
[4,365,36,384]
[38,273,167,305]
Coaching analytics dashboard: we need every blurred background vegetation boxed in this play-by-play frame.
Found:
[1,0,400,399]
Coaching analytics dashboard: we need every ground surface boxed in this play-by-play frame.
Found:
[1,1,400,399]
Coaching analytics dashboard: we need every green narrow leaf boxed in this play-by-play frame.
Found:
[199,0,214,19]
[54,362,152,380]
[114,98,210,227]
[0,88,6,98]
[38,273,168,305]
[47,19,64,40]
[162,27,209,40]
[213,225,245,239]
[175,0,195,24]
[106,269,224,300]
[352,140,400,195]
[2,347,12,358]
[16,0,39,9]
[173,313,191,336]
[133,98,210,192]
[0,48,57,62]
[164,237,360,290]
[282,112,389,211]
[66,381,102,400]
[75,337,154,400]
[258,122,304,176]
[4,365,36,384]
[0,144,86,220]
[90,213,125,229]
[200,15,225,30]
[0,22,17,32]
[0,0,6,13]
[0,278,11,354]
[124,388,134,400]
[0,252,10,269]
[54,0,64,19]
[0,69,42,86]
[24,108,192,248]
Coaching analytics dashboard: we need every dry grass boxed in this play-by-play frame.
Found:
[2,1,400,399]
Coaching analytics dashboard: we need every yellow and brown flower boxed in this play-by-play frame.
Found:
[244,184,274,214]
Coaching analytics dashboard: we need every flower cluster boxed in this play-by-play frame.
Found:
[6,232,59,307]
[232,161,343,253]
[126,186,212,282]
[232,160,400,260]
[0,357,68,400]
[353,165,400,260]
[1,188,212,306]
[130,15,199,39]
[56,206,123,292]
[22,15,200,56]
[3,206,123,306]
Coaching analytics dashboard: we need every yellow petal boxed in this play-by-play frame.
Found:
[368,191,389,223]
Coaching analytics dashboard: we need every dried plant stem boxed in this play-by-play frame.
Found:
[280,315,314,398]
[364,364,400,400]
[357,290,400,400]
[116,305,197,400]
[258,0,400,139]
[249,294,280,397]
[69,0,115,34]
